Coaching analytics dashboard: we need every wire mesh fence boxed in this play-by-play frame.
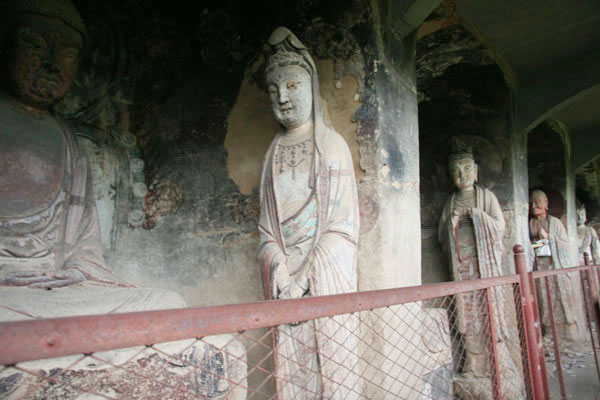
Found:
[1,255,600,399]
[529,263,600,400]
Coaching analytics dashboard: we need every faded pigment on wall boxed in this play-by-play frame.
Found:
[57,0,377,307]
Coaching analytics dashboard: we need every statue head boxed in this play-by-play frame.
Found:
[448,138,477,191]
[530,190,549,218]
[0,0,85,110]
[265,27,319,131]
[576,201,587,226]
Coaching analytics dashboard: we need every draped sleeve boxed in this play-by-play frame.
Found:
[60,130,131,286]
[310,129,359,296]
[258,138,287,299]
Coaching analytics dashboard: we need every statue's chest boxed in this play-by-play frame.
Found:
[274,139,314,221]
[578,226,590,248]
[0,115,66,218]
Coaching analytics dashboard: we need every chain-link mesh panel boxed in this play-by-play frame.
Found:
[3,268,600,399]
[0,285,531,399]
[531,268,600,400]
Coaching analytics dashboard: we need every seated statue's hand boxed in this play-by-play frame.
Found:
[28,269,86,289]
[0,271,57,287]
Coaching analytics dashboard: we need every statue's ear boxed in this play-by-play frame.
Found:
[474,163,479,182]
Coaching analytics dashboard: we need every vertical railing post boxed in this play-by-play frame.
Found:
[542,276,567,399]
[526,267,551,396]
[583,253,600,380]
[594,261,600,295]
[485,287,503,400]
[514,245,546,400]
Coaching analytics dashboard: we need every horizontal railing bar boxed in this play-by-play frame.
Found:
[531,264,597,279]
[0,273,519,365]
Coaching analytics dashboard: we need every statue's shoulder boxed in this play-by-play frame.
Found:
[320,127,352,156]
[53,114,84,158]
[475,185,501,203]
[547,214,560,224]
[547,214,567,231]
[475,185,493,195]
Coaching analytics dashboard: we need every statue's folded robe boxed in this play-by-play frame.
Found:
[0,116,187,321]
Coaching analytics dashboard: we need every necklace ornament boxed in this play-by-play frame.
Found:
[275,137,313,180]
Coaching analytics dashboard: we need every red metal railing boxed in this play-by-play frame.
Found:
[0,246,599,399]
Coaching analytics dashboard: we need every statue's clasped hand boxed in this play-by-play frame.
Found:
[280,279,307,299]
[0,269,86,289]
[451,207,475,227]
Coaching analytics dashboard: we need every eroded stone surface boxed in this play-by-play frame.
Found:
[0,335,246,399]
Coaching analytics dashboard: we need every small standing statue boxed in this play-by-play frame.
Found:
[258,27,360,399]
[438,139,516,398]
[529,190,579,341]
[577,202,600,265]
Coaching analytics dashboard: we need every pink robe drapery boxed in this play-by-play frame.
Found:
[439,185,509,338]
[533,215,577,326]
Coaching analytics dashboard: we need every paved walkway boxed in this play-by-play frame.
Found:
[545,342,600,399]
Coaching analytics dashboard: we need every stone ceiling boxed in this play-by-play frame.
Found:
[453,0,600,197]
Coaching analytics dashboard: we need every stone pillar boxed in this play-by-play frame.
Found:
[562,126,589,341]
[357,14,421,295]
[356,11,427,397]
[509,128,532,271]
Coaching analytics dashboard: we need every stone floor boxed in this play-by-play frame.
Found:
[545,341,600,399]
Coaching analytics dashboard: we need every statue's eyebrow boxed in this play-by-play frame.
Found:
[56,35,82,48]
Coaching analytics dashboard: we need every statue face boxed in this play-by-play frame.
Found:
[577,207,587,225]
[2,15,82,109]
[266,65,312,130]
[449,158,477,190]
[530,192,548,217]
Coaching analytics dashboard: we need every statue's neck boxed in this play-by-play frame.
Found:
[534,213,547,221]
[456,187,475,196]
[280,120,314,146]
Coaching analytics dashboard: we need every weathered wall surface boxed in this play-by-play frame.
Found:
[58,0,379,308]
[528,120,569,223]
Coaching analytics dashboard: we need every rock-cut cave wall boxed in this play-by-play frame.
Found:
[56,0,381,306]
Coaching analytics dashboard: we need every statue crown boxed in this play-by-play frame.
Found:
[0,0,86,37]
[449,137,474,162]
[265,27,313,79]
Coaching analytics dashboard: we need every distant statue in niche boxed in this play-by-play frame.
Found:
[438,139,520,399]
[529,190,579,341]
[258,27,360,399]
[0,1,245,397]
[576,201,600,265]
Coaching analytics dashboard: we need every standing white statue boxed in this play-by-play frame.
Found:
[577,202,600,265]
[258,27,360,399]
